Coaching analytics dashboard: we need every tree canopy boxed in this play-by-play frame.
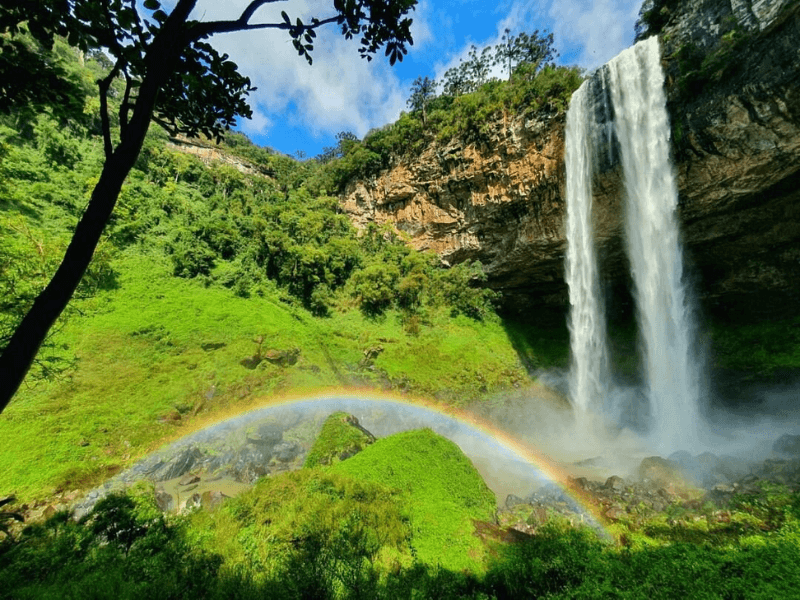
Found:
[0,0,417,411]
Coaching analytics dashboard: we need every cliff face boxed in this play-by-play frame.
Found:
[340,0,800,317]
[166,136,273,178]
[341,112,569,307]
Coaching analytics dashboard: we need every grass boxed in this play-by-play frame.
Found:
[3,470,799,598]
[0,250,536,502]
[185,429,498,589]
[303,412,375,468]
[333,429,497,573]
[708,315,800,375]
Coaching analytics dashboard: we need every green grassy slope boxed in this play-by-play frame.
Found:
[333,429,497,572]
[0,248,532,501]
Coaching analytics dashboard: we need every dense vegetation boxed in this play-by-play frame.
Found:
[2,9,800,599]
[2,428,799,598]
[0,39,557,503]
[310,29,584,193]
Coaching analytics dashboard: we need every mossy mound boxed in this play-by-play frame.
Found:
[332,428,497,572]
[189,469,410,594]
[303,412,375,469]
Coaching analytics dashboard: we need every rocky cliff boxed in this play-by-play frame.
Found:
[340,0,800,318]
[166,136,274,178]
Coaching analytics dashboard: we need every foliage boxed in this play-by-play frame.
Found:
[406,76,437,125]
[0,487,221,598]
[189,468,411,597]
[634,0,681,41]
[0,0,419,411]
[333,428,497,572]
[4,453,800,598]
[318,63,583,190]
[709,314,800,374]
[673,21,752,98]
[493,28,558,78]
[304,412,374,468]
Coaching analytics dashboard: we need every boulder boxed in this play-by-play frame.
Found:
[155,488,175,512]
[773,434,800,456]
[505,494,527,509]
[638,456,688,488]
[201,490,229,510]
[603,475,626,491]
[178,474,201,486]
[153,446,204,481]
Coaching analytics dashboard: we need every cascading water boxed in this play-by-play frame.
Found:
[607,36,701,453]
[564,80,610,422]
[564,36,702,453]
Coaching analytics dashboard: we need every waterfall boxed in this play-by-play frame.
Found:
[607,36,701,452]
[564,79,610,420]
[564,36,701,453]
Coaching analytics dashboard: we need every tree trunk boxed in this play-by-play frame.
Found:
[0,3,194,412]
[0,136,145,411]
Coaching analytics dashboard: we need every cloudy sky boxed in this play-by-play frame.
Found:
[189,0,643,157]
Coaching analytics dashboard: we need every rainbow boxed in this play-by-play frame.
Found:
[196,387,616,539]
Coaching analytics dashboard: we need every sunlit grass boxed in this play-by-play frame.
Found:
[0,251,537,501]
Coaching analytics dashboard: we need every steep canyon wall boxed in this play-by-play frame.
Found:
[340,0,800,318]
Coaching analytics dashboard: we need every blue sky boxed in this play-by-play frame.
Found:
[191,0,642,158]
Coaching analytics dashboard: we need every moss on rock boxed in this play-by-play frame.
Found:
[303,412,375,469]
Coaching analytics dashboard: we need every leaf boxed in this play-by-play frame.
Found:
[143,0,160,9]
[281,11,290,24]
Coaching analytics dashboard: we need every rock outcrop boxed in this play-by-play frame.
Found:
[340,0,800,317]
[166,136,274,178]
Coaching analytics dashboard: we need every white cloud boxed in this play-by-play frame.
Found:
[432,0,641,80]
[431,0,554,84]
[547,0,640,69]
[191,0,425,139]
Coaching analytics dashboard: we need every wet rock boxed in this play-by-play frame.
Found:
[201,490,229,510]
[180,493,202,513]
[570,476,591,491]
[574,456,604,468]
[153,446,204,481]
[179,474,201,486]
[604,476,626,491]
[505,494,527,509]
[247,424,283,447]
[228,444,271,483]
[713,483,735,494]
[638,456,687,488]
[155,488,175,512]
[272,441,301,463]
[604,504,626,522]
[773,434,800,456]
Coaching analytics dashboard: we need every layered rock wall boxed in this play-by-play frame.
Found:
[341,0,800,317]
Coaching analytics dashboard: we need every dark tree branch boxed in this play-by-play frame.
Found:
[190,15,339,40]
[0,0,201,411]
[240,0,286,24]
[119,73,133,139]
[97,62,122,160]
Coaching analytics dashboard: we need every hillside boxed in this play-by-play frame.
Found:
[0,40,575,503]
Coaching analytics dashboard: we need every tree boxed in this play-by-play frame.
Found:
[316,131,359,163]
[493,28,557,79]
[406,76,437,125]
[465,44,494,88]
[0,0,417,412]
